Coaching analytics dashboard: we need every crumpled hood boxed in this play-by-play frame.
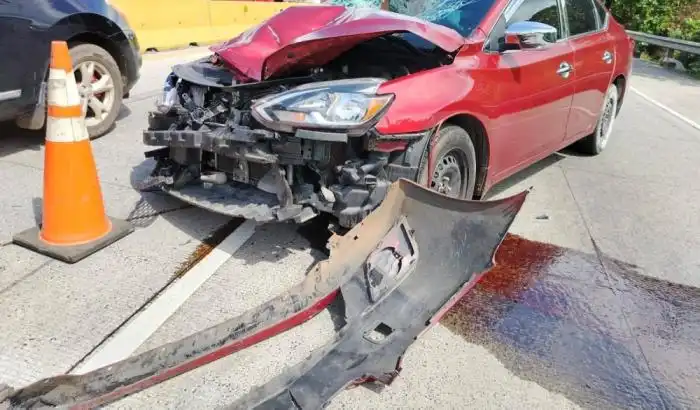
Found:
[210,5,465,81]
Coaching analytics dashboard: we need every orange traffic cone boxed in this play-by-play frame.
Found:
[13,41,133,263]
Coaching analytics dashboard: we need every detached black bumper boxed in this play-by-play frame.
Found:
[2,179,528,409]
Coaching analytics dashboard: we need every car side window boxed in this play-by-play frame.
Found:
[485,0,563,52]
[592,0,608,27]
[566,0,599,36]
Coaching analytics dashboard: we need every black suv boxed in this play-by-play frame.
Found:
[0,0,142,138]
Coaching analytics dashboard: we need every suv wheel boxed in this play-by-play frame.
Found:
[70,43,124,139]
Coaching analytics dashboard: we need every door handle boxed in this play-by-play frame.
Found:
[603,51,613,64]
[557,62,573,78]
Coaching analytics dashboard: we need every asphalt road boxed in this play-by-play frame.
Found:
[0,48,699,409]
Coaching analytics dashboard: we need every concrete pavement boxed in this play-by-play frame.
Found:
[1,48,699,408]
[630,59,700,127]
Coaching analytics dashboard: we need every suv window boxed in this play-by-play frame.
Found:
[566,0,599,36]
[485,0,563,51]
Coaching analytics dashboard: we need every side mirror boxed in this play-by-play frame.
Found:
[504,21,558,50]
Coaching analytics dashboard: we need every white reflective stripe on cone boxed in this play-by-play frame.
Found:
[46,116,89,143]
[47,68,81,107]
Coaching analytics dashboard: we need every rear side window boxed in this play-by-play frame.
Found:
[592,0,608,27]
[566,0,599,36]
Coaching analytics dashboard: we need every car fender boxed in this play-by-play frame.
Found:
[375,60,492,136]
[374,62,493,188]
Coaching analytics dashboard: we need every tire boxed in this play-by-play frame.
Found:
[572,83,619,155]
[69,43,124,139]
[417,124,477,199]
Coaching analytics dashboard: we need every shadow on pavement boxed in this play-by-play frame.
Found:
[443,234,700,409]
[0,121,44,159]
[126,158,333,266]
[115,104,132,122]
[123,159,195,229]
[483,153,566,199]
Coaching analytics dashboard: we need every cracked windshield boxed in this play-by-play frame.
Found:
[327,0,495,35]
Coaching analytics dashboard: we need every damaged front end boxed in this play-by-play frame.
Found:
[143,68,404,227]
[142,8,461,228]
[2,179,527,409]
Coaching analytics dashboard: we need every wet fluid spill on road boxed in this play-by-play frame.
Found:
[442,234,700,409]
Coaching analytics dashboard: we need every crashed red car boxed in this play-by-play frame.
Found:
[142,0,633,228]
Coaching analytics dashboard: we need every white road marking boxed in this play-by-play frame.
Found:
[630,86,700,132]
[71,219,258,375]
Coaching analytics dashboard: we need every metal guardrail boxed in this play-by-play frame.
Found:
[627,30,700,56]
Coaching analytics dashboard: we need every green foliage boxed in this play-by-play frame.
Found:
[609,0,697,35]
[667,17,700,42]
[610,0,700,78]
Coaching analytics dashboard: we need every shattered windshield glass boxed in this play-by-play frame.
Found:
[325,0,496,37]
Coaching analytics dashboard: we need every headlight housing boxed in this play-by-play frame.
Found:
[251,78,394,134]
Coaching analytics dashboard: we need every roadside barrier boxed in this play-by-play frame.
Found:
[12,41,134,264]
[111,0,313,52]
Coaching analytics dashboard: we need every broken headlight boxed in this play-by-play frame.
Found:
[251,78,394,133]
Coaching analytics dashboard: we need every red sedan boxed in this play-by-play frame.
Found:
[143,0,634,228]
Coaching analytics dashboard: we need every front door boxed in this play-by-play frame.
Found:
[563,0,615,140]
[483,0,576,179]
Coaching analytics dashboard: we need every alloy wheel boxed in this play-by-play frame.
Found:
[73,60,116,128]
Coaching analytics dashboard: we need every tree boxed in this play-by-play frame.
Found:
[608,0,700,76]
[606,0,698,36]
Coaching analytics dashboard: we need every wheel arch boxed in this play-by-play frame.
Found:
[53,12,130,89]
[440,113,490,199]
[612,74,626,115]
[66,32,127,85]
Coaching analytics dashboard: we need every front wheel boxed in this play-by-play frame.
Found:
[417,124,477,199]
[573,83,619,155]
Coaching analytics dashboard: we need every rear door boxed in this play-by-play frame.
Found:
[0,0,28,117]
[563,0,615,140]
[484,0,576,177]
[0,0,46,120]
